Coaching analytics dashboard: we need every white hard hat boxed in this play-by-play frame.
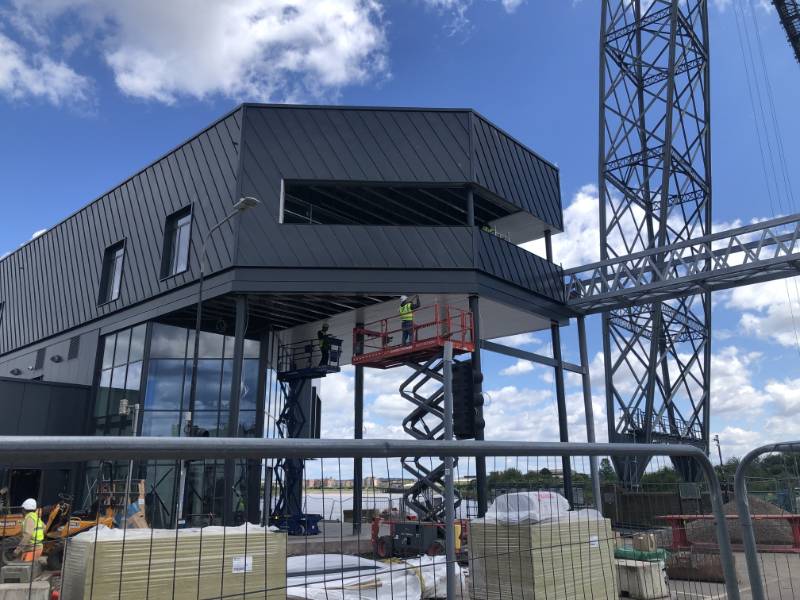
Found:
[22,498,37,511]
[400,295,408,302]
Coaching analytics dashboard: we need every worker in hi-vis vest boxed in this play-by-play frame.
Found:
[399,295,420,346]
[16,498,45,562]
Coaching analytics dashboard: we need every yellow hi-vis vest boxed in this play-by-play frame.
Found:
[23,511,44,548]
[399,302,414,322]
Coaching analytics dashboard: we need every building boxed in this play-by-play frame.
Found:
[0,104,566,527]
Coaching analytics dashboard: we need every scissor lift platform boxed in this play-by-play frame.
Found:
[352,304,475,369]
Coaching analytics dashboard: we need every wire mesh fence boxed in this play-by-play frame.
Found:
[735,441,800,600]
[0,437,742,599]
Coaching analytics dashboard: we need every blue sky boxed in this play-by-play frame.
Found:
[1,0,799,460]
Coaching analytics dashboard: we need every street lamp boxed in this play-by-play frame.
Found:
[177,196,260,525]
[187,196,261,418]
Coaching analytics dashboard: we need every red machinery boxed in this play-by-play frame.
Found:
[352,303,475,369]
[371,514,470,559]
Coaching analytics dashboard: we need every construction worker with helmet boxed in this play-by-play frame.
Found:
[15,498,44,562]
[318,323,332,366]
[399,295,420,345]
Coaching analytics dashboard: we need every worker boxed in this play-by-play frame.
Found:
[14,498,44,562]
[115,480,148,529]
[318,323,332,366]
[399,295,420,345]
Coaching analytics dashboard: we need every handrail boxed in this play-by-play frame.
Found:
[734,440,800,600]
[353,303,474,358]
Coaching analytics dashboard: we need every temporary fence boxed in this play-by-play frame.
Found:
[0,436,740,600]
[735,440,800,600]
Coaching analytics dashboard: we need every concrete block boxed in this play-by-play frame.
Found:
[0,581,50,600]
[616,559,669,599]
[0,562,41,584]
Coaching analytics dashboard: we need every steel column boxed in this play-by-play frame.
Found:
[353,361,364,535]
[550,321,573,506]
[224,294,247,525]
[442,342,456,600]
[469,294,488,517]
[577,316,602,511]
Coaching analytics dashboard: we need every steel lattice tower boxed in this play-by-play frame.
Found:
[598,0,712,484]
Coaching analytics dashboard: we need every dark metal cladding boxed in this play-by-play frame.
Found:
[0,108,243,355]
[471,114,563,231]
[0,104,563,357]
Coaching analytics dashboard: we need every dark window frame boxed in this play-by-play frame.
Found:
[98,240,126,306]
[160,205,193,279]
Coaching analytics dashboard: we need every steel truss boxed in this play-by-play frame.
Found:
[566,213,800,313]
[399,358,462,522]
[773,0,800,64]
[598,0,712,483]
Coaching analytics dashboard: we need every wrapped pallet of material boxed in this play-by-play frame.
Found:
[61,523,287,600]
[469,507,618,599]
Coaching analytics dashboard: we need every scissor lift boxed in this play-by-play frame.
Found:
[271,336,342,535]
[353,304,475,555]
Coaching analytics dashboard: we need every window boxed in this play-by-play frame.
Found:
[67,336,80,360]
[34,348,45,371]
[98,241,125,304]
[161,206,192,278]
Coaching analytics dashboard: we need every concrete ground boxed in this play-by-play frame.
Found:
[668,552,800,600]
[286,520,373,556]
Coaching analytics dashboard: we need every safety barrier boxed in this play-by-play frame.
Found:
[735,440,800,600]
[0,436,740,599]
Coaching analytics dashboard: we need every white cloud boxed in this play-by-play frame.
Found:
[490,332,542,348]
[764,378,800,415]
[713,426,764,460]
[523,184,601,268]
[500,359,534,376]
[711,346,770,415]
[500,0,524,11]
[0,33,90,106]
[4,0,388,105]
[370,394,410,420]
[725,278,800,348]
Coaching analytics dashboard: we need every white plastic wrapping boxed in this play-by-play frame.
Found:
[286,554,421,600]
[286,553,464,600]
[405,555,467,599]
[482,491,571,525]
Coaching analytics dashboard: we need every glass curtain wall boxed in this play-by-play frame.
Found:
[91,321,262,527]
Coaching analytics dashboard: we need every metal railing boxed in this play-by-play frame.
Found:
[735,440,800,600]
[0,436,741,599]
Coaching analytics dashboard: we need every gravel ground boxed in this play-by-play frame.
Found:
[686,498,795,546]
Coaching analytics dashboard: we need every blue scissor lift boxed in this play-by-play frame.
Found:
[271,336,342,536]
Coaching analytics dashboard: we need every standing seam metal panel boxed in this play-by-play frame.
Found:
[0,111,242,355]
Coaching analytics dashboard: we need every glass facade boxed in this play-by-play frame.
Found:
[94,324,146,435]
[91,321,263,527]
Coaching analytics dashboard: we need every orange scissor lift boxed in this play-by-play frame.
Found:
[353,304,475,558]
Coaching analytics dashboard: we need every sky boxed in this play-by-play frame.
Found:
[1,0,799,463]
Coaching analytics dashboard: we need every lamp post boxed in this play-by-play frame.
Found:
[176,196,260,525]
